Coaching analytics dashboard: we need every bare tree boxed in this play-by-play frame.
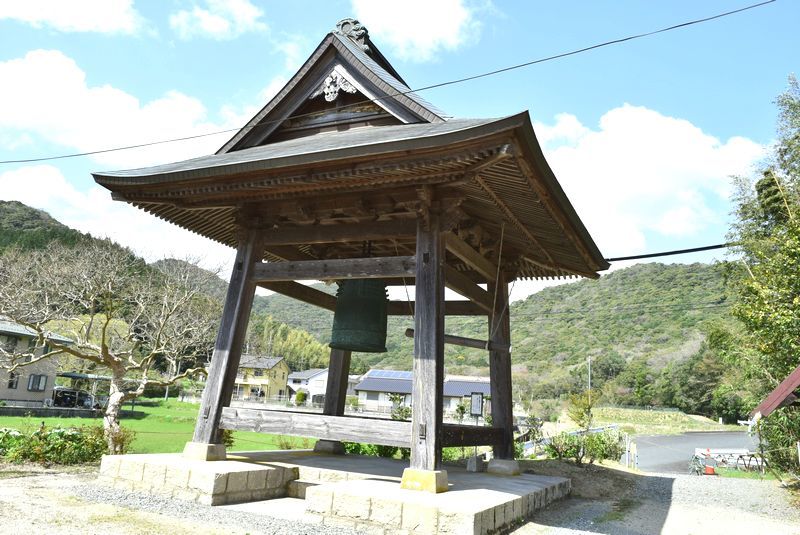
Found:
[0,241,221,453]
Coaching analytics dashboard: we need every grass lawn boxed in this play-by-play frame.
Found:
[592,407,743,435]
[0,398,308,454]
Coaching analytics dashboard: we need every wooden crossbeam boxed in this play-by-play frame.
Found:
[252,256,415,282]
[442,424,504,447]
[404,328,509,352]
[257,281,337,311]
[443,265,494,313]
[260,219,416,246]
[444,232,498,281]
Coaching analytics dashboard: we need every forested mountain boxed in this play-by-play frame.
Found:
[0,200,87,251]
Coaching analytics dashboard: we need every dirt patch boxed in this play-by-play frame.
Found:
[520,459,637,500]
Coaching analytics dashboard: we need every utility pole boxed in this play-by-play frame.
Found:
[587,356,592,404]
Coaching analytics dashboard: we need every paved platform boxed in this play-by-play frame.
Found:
[99,450,570,534]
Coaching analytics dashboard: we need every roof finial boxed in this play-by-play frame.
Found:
[335,18,369,51]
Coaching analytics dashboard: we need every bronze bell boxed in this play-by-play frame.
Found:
[329,279,388,353]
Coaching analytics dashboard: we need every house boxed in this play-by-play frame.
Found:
[354,370,491,413]
[232,355,289,401]
[287,368,328,404]
[0,319,71,407]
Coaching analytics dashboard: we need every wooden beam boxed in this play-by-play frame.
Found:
[220,408,412,448]
[444,232,498,281]
[192,228,260,445]
[252,256,415,282]
[323,348,352,416]
[387,300,488,316]
[257,281,336,311]
[442,424,504,447]
[489,275,514,460]
[444,265,494,314]
[410,211,445,470]
[260,219,417,246]
[404,329,509,352]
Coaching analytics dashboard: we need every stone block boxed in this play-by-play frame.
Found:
[99,455,122,477]
[113,479,135,492]
[188,469,227,494]
[493,504,505,530]
[142,463,167,488]
[247,469,268,491]
[117,460,145,482]
[266,467,283,488]
[323,517,357,530]
[351,522,386,535]
[369,498,402,527]
[512,497,523,522]
[334,493,371,520]
[481,509,494,534]
[438,511,479,535]
[305,487,333,514]
[313,439,345,455]
[226,470,249,493]
[487,459,520,476]
[400,468,448,493]
[182,441,226,461]
[401,503,438,533]
[466,456,486,472]
[165,465,191,489]
[171,488,200,503]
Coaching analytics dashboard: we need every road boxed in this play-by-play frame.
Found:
[632,431,757,473]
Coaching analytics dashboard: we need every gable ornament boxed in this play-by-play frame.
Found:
[334,18,369,51]
[310,71,358,102]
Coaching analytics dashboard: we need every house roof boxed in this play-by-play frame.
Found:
[0,319,73,344]
[355,370,490,397]
[751,363,800,418]
[238,355,284,370]
[288,368,327,380]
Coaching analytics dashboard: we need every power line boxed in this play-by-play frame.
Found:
[605,243,733,262]
[0,0,776,166]
[510,301,731,320]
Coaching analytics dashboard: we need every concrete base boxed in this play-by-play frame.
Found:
[400,468,449,493]
[183,441,227,461]
[487,458,521,476]
[313,439,345,455]
[467,455,487,472]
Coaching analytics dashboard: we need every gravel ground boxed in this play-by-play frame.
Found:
[515,471,800,535]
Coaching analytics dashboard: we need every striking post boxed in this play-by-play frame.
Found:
[488,274,514,459]
[185,228,260,460]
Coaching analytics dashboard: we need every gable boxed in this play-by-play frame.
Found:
[218,18,446,153]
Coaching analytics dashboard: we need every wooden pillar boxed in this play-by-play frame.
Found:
[402,209,447,493]
[186,228,260,459]
[323,348,352,416]
[488,274,514,459]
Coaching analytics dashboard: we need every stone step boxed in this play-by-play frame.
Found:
[287,479,320,499]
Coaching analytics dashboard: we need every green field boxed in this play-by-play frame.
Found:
[0,399,307,454]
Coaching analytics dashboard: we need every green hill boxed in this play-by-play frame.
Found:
[0,200,88,251]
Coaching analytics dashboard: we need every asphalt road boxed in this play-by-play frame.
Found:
[632,431,757,473]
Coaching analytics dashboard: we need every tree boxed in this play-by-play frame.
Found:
[724,76,800,473]
[0,242,220,453]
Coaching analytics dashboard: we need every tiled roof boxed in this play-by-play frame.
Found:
[288,368,327,380]
[354,370,490,397]
[238,355,284,370]
[0,319,72,344]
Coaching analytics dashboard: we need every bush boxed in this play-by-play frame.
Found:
[584,429,625,464]
[106,426,136,455]
[342,442,400,458]
[295,390,308,405]
[545,432,584,464]
[0,425,107,464]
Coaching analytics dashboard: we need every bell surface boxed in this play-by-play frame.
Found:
[329,279,388,353]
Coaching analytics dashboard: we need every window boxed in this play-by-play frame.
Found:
[366,391,379,401]
[254,369,263,377]
[7,372,19,389]
[27,374,47,392]
[1,335,17,353]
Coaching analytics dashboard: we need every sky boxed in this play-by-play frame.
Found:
[0,0,797,301]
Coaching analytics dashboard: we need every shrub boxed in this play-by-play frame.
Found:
[295,390,308,405]
[0,425,107,464]
[584,429,625,464]
[545,432,584,464]
[106,426,136,455]
[220,429,235,449]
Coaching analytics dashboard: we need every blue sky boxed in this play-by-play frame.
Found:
[0,0,797,299]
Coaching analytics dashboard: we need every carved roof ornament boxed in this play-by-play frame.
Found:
[335,18,369,51]
[310,70,358,102]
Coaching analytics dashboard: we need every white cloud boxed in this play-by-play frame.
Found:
[170,0,267,40]
[536,104,766,257]
[0,165,233,271]
[351,0,481,62]
[0,0,144,34]
[0,50,235,168]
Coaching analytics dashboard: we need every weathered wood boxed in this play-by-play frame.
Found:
[257,281,337,311]
[387,300,488,316]
[444,265,494,313]
[442,424,504,447]
[410,211,445,470]
[259,219,417,246]
[220,408,412,447]
[252,256,415,282]
[488,275,514,459]
[444,232,498,281]
[193,228,261,445]
[404,329,509,352]
[323,348,351,416]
